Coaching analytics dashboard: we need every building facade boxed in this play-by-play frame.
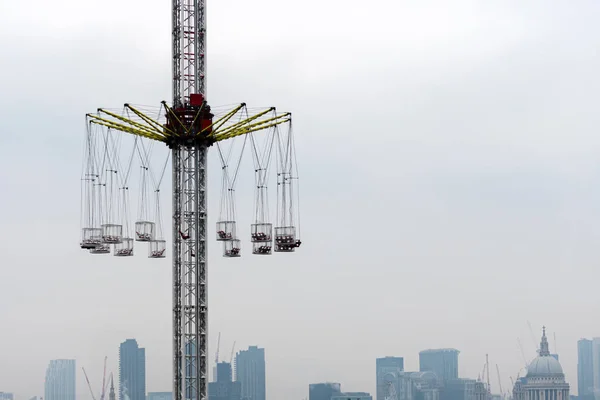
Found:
[209,362,241,400]
[235,346,266,400]
[148,392,173,400]
[309,383,342,400]
[419,349,459,384]
[578,339,594,400]
[377,357,405,400]
[119,339,146,400]
[0,393,14,400]
[512,328,570,400]
[441,378,476,400]
[332,392,372,400]
[44,359,76,400]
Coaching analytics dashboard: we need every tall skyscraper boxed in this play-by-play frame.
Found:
[332,392,372,400]
[235,346,266,400]
[119,339,146,400]
[419,349,459,383]
[209,362,241,400]
[0,393,14,400]
[376,357,404,400]
[309,383,342,400]
[578,339,594,400]
[44,359,76,400]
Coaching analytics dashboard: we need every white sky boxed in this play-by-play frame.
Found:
[2,0,600,399]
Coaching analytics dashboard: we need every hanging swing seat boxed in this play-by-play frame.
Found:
[223,239,241,257]
[101,223,123,244]
[148,239,167,258]
[251,223,272,243]
[90,244,111,254]
[114,238,134,257]
[216,221,236,241]
[135,221,155,242]
[252,243,272,255]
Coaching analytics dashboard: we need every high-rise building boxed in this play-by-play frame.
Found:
[235,346,266,400]
[419,349,459,383]
[119,339,146,400]
[148,392,173,400]
[332,392,372,400]
[309,383,342,400]
[209,362,241,400]
[0,393,14,400]
[578,339,594,400]
[44,359,76,400]
[376,357,404,400]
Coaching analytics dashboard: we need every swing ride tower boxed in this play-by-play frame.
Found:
[80,0,300,399]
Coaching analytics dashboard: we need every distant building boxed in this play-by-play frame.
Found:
[235,346,266,400]
[409,371,440,400]
[119,339,146,400]
[0,393,14,400]
[512,328,570,400]
[332,392,372,400]
[578,339,594,400]
[377,357,405,400]
[441,378,476,400]
[419,349,459,384]
[148,392,173,400]
[44,359,76,400]
[310,383,342,400]
[209,362,241,400]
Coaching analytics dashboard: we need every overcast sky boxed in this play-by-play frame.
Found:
[2,0,600,399]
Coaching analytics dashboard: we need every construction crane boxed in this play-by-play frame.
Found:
[230,341,236,363]
[83,367,98,400]
[496,364,503,398]
[79,0,300,399]
[82,358,110,400]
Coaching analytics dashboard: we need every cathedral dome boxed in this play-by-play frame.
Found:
[526,327,564,378]
[526,355,563,377]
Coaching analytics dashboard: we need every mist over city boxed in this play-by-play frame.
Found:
[2,1,600,400]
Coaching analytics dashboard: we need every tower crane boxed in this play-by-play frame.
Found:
[80,0,299,399]
[496,364,503,398]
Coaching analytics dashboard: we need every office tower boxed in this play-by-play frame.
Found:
[235,346,266,400]
[209,362,241,400]
[0,393,14,400]
[119,339,146,400]
[309,383,342,400]
[44,359,76,400]
[376,357,404,400]
[578,339,594,400]
[148,393,173,400]
[332,393,372,400]
[419,349,459,383]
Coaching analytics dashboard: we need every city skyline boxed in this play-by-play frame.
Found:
[0,330,590,400]
[4,0,600,399]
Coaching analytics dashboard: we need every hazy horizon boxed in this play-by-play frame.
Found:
[2,0,600,399]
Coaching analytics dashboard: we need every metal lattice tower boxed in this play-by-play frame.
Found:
[82,0,298,399]
[172,1,208,398]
